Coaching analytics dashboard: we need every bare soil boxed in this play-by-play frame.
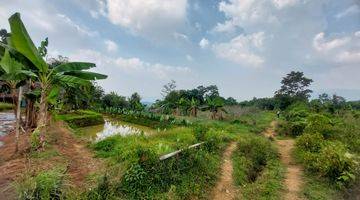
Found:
[264,121,304,200]
[211,142,238,200]
[0,120,103,200]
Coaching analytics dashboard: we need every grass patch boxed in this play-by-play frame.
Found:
[0,102,13,111]
[54,110,104,128]
[232,133,284,200]
[90,124,230,199]
[301,174,344,200]
[14,167,70,200]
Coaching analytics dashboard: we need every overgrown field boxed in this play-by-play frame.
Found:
[14,109,282,199]
[276,102,360,199]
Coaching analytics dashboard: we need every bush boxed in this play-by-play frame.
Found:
[55,110,104,128]
[304,114,335,138]
[316,142,356,185]
[296,132,325,153]
[92,126,226,199]
[14,169,67,200]
[30,128,41,150]
[234,135,277,182]
[297,140,357,186]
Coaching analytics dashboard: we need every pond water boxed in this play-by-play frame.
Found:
[76,117,156,141]
[0,111,15,147]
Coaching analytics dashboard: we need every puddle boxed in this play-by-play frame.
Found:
[76,117,156,141]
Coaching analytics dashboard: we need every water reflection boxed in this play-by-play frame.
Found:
[77,118,155,141]
[0,111,15,147]
[96,120,145,140]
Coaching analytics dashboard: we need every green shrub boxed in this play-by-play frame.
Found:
[233,134,283,199]
[234,135,277,182]
[304,114,335,138]
[30,128,41,150]
[296,132,325,153]
[55,110,104,128]
[86,175,116,200]
[14,169,67,200]
[92,126,226,199]
[316,142,356,185]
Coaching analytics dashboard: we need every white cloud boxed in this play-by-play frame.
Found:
[56,14,98,37]
[173,32,189,42]
[199,38,210,49]
[105,0,188,40]
[335,4,360,19]
[217,0,283,32]
[213,21,237,33]
[313,32,350,52]
[272,0,299,9]
[212,32,265,67]
[104,39,118,52]
[336,51,360,64]
[313,31,360,64]
[70,49,191,80]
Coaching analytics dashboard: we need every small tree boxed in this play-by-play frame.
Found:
[161,80,176,97]
[1,13,107,144]
[275,71,313,109]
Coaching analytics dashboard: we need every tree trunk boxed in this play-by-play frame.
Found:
[38,89,48,131]
[11,86,17,116]
[15,86,22,153]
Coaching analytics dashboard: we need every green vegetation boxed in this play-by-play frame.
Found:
[90,125,229,199]
[0,102,13,111]
[1,10,359,200]
[14,168,69,200]
[54,110,104,128]
[233,134,284,200]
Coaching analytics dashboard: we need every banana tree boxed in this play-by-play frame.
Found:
[3,13,107,135]
[188,98,199,117]
[203,97,227,120]
[0,50,36,152]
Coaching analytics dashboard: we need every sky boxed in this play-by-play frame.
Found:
[0,0,359,101]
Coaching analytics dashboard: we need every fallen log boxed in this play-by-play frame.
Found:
[159,142,205,161]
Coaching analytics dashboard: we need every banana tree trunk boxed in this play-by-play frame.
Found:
[15,86,22,153]
[38,89,48,130]
[11,85,17,116]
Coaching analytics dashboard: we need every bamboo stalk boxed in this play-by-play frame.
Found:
[159,142,205,161]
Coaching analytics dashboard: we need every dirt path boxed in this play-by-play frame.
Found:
[0,120,103,199]
[265,121,304,200]
[48,121,104,185]
[211,142,238,200]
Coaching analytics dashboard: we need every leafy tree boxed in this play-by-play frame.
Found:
[189,98,199,117]
[103,92,128,108]
[161,80,176,97]
[204,96,226,120]
[224,97,237,105]
[0,50,35,152]
[129,92,144,111]
[2,13,107,137]
[275,71,313,109]
[0,29,11,44]
[275,71,313,100]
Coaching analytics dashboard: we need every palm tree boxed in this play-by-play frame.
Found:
[188,98,199,117]
[0,50,35,152]
[204,97,227,120]
[1,13,107,138]
[178,97,190,115]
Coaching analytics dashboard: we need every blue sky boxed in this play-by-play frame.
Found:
[0,0,359,101]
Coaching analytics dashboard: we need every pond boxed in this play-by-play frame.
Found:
[0,111,15,147]
[76,117,156,141]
